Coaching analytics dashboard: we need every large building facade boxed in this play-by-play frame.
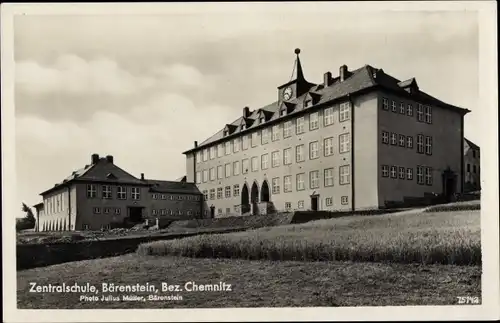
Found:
[183,49,470,218]
[35,154,202,232]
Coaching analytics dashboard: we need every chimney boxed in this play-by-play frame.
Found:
[243,106,250,118]
[323,71,333,87]
[194,141,198,148]
[140,173,145,180]
[91,153,99,165]
[340,65,348,82]
[106,155,114,164]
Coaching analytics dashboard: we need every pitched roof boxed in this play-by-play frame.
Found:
[146,180,201,194]
[185,64,469,154]
[40,157,147,196]
[464,138,480,150]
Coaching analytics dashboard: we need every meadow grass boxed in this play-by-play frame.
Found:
[137,210,481,265]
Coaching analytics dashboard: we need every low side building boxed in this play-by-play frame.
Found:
[463,138,481,192]
[36,154,203,232]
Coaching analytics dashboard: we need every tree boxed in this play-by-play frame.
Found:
[16,202,36,231]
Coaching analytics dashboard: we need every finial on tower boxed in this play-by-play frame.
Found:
[295,48,301,55]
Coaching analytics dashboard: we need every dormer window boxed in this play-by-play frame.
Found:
[241,124,246,130]
[223,130,229,137]
[280,109,286,116]
[305,99,312,108]
[259,117,265,124]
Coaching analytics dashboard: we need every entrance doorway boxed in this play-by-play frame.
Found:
[128,207,144,223]
[260,180,270,202]
[251,182,259,215]
[241,183,250,214]
[310,195,319,211]
[442,168,457,202]
[210,205,215,218]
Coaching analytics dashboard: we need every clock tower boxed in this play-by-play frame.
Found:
[277,48,315,103]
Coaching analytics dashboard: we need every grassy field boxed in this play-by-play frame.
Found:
[17,254,481,308]
[138,211,481,265]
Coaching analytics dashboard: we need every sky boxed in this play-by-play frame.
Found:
[12,4,480,217]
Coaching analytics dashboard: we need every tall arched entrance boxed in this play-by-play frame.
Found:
[241,183,250,214]
[261,180,270,202]
[251,181,259,215]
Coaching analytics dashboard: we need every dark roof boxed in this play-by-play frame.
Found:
[33,202,44,209]
[184,64,469,154]
[40,157,149,196]
[464,138,480,150]
[146,180,202,194]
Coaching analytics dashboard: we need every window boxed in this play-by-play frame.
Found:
[102,185,112,199]
[203,149,208,161]
[284,175,292,192]
[310,171,320,189]
[203,190,208,201]
[103,208,109,215]
[272,125,280,141]
[226,208,231,215]
[339,165,350,184]
[225,163,231,178]
[233,161,240,176]
[283,121,293,138]
[324,137,334,156]
[390,166,397,178]
[324,107,334,126]
[116,186,127,200]
[87,184,97,198]
[283,148,292,165]
[251,156,259,172]
[233,138,240,153]
[161,209,166,216]
[391,100,397,112]
[339,102,351,121]
[407,104,413,116]
[407,136,413,149]
[225,141,231,155]
[296,173,305,191]
[381,165,389,177]
[196,151,202,164]
[425,167,433,185]
[217,187,223,199]
[280,109,286,116]
[382,98,389,110]
[161,194,167,200]
[218,208,222,215]
[324,168,334,186]
[218,144,224,158]
[399,102,405,114]
[390,133,397,145]
[417,104,424,122]
[251,132,258,148]
[417,166,424,184]
[196,172,201,184]
[152,193,158,200]
[225,186,231,198]
[296,145,305,162]
[399,134,406,147]
[339,133,350,153]
[417,134,424,153]
[272,177,280,194]
[309,141,319,159]
[325,197,333,206]
[217,165,223,179]
[259,116,265,124]
[271,151,280,167]
[93,207,101,214]
[83,224,90,230]
[115,208,121,215]
[261,128,269,144]
[242,135,249,150]
[210,168,216,181]
[203,170,208,183]
[233,184,240,197]
[425,136,433,155]
[296,117,305,134]
[131,187,140,200]
[399,167,405,179]
[407,168,413,180]
[305,99,312,107]
[261,154,269,170]
[285,202,292,211]
[382,131,389,144]
[472,150,476,158]
[425,106,432,123]
[473,165,477,173]
[341,196,349,205]
[309,112,319,130]
[210,146,216,159]
[467,163,471,172]
[298,200,304,209]
[242,159,249,174]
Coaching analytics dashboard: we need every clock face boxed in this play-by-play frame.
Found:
[283,87,293,100]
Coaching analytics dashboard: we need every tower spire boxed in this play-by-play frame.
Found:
[294,48,305,81]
